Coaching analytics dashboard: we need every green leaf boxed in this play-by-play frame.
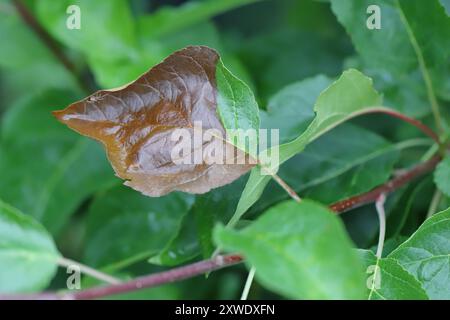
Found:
[237,1,349,99]
[0,7,56,69]
[359,250,428,300]
[36,0,139,88]
[0,200,60,293]
[151,177,247,265]
[387,177,435,238]
[331,0,450,108]
[84,186,194,268]
[434,156,450,197]
[231,69,383,226]
[138,0,260,39]
[0,90,117,234]
[194,177,248,259]
[149,210,200,267]
[216,59,260,153]
[370,236,409,258]
[441,0,450,15]
[36,0,136,61]
[389,207,450,299]
[261,75,333,144]
[215,200,366,299]
[251,123,401,213]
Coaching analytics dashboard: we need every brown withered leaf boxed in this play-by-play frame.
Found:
[53,46,254,197]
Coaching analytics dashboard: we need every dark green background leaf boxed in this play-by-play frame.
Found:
[0,200,60,293]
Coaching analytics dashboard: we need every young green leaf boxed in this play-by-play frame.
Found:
[84,186,194,268]
[53,46,259,197]
[434,156,450,197]
[388,207,450,299]
[260,75,333,144]
[231,69,383,226]
[215,200,366,299]
[0,200,60,293]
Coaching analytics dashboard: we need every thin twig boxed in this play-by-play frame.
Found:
[329,154,441,213]
[0,254,243,300]
[240,267,256,300]
[426,189,443,219]
[367,108,440,144]
[271,173,301,202]
[375,194,386,259]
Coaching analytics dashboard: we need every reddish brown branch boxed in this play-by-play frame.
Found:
[0,254,243,300]
[0,154,441,300]
[329,154,441,213]
[367,108,440,144]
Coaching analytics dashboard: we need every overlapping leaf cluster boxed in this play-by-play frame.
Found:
[0,0,449,299]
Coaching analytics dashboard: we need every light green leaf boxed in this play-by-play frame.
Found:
[359,250,428,300]
[389,207,450,299]
[0,200,60,293]
[36,0,139,88]
[231,69,383,226]
[434,157,450,197]
[215,200,366,299]
[216,59,260,153]
[261,75,333,144]
[0,90,117,234]
[84,186,194,268]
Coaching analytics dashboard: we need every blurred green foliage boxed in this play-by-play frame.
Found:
[0,0,449,299]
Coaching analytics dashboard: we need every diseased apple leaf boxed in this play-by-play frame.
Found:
[53,46,259,197]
